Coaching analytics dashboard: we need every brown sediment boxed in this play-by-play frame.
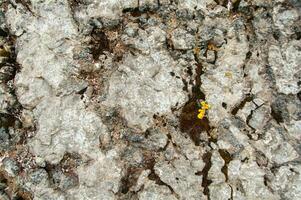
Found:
[179,50,212,145]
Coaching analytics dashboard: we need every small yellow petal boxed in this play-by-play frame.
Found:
[200,101,211,110]
[203,104,210,110]
[197,109,206,119]
[197,113,204,119]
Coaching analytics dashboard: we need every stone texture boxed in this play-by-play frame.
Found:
[29,95,108,164]
[154,158,206,200]
[1,0,301,200]
[104,53,186,131]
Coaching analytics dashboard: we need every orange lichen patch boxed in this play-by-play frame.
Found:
[193,47,201,55]
[167,16,178,29]
[207,43,219,51]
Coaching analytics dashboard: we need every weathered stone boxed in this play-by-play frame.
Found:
[67,152,122,200]
[138,180,178,200]
[2,157,19,177]
[268,41,301,95]
[270,165,301,200]
[104,53,186,131]
[248,105,271,130]
[228,160,280,199]
[2,0,301,199]
[253,125,299,164]
[29,96,108,164]
[171,28,195,50]
[154,158,206,199]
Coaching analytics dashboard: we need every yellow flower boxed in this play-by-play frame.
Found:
[197,109,206,119]
[200,101,211,110]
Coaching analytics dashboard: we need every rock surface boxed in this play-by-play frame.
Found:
[0,0,300,200]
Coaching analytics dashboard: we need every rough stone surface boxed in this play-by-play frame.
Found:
[0,0,300,200]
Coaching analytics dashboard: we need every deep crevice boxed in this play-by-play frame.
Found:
[90,29,111,60]
[231,94,254,115]
[218,149,232,182]
[179,49,212,146]
[270,106,284,124]
[200,152,212,198]
[15,0,35,15]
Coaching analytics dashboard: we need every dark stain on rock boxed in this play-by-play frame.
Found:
[232,0,242,13]
[68,0,82,11]
[76,87,88,99]
[122,7,143,17]
[119,151,175,196]
[218,149,232,182]
[200,152,212,197]
[15,0,34,15]
[0,113,16,129]
[142,152,166,187]
[271,106,284,124]
[182,78,189,93]
[122,6,157,18]
[0,28,8,37]
[179,100,211,146]
[120,166,142,194]
[231,94,253,115]
[90,29,111,60]
[270,96,290,124]
[297,91,301,102]
[180,58,211,145]
[0,171,33,200]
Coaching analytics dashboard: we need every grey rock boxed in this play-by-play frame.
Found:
[67,151,122,200]
[138,180,178,200]
[206,50,216,63]
[140,0,158,8]
[104,53,186,131]
[132,169,151,192]
[29,95,108,164]
[268,41,301,95]
[2,157,19,177]
[270,165,301,200]
[209,183,232,200]
[0,192,10,200]
[201,19,249,126]
[143,127,168,151]
[0,127,9,151]
[2,0,301,199]
[154,158,206,200]
[228,160,280,199]
[171,28,195,50]
[0,83,17,114]
[0,64,15,82]
[248,105,271,130]
[208,151,226,183]
[253,8,273,41]
[253,125,299,164]
[28,169,49,186]
[52,170,78,191]
[273,6,300,37]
